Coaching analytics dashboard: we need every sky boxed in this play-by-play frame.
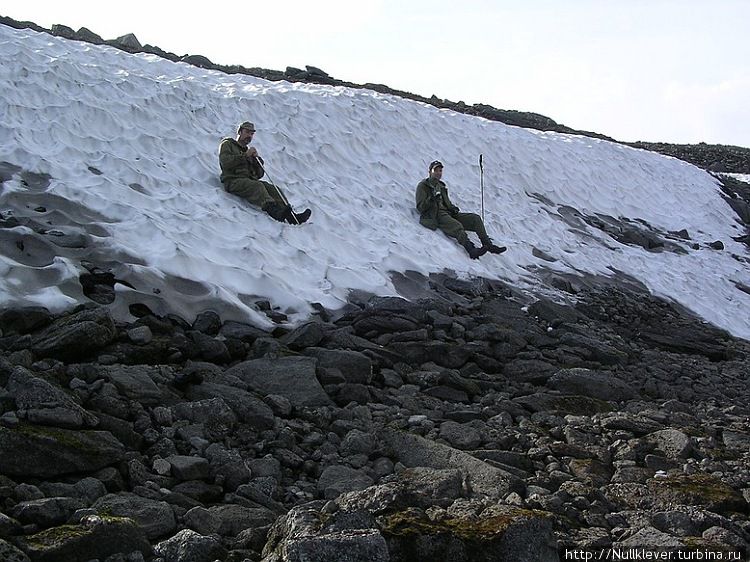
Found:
[2,21,749,340]
[3,0,749,147]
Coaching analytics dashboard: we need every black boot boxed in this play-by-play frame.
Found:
[463,240,488,259]
[286,208,311,225]
[482,242,507,254]
[263,202,292,223]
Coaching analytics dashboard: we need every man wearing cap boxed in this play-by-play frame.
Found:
[415,160,506,259]
[219,121,311,224]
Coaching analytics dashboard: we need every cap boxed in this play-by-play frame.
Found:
[238,121,256,133]
[429,160,444,171]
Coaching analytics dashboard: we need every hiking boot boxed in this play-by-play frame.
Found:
[286,208,311,225]
[463,241,487,259]
[263,202,292,223]
[483,243,507,254]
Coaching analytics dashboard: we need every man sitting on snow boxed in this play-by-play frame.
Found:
[415,160,506,259]
[219,121,311,224]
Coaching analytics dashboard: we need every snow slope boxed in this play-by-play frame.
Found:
[1,24,749,337]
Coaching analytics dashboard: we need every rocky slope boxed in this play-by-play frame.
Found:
[1,14,749,562]
[1,274,748,561]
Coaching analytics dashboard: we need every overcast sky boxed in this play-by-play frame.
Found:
[3,0,749,147]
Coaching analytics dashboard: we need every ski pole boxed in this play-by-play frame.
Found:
[253,156,300,225]
[479,154,485,222]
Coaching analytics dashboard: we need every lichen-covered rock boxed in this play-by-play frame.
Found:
[14,516,151,562]
[0,424,125,478]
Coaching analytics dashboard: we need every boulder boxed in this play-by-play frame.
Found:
[154,528,226,561]
[225,357,333,407]
[318,465,375,499]
[0,424,125,478]
[186,382,275,430]
[7,366,99,428]
[93,493,176,539]
[547,368,637,401]
[14,516,151,562]
[30,307,117,361]
[380,428,523,498]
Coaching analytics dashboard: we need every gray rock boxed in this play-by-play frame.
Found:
[14,515,151,562]
[651,510,700,536]
[262,501,388,562]
[248,457,283,481]
[11,496,85,527]
[381,503,558,562]
[171,398,237,440]
[183,506,222,535]
[30,307,117,361]
[380,428,523,498]
[38,477,107,504]
[557,332,628,365]
[645,428,693,459]
[192,310,221,334]
[317,465,375,499]
[8,366,98,428]
[98,365,164,404]
[264,394,293,417]
[226,357,333,407]
[438,421,483,450]
[722,429,750,450]
[514,392,613,416]
[75,27,104,44]
[547,368,637,401]
[126,325,153,344]
[167,455,210,481]
[305,347,373,384]
[93,493,176,539]
[341,429,378,457]
[614,525,685,551]
[208,504,277,536]
[186,382,275,430]
[219,320,269,342]
[113,33,142,50]
[0,425,125,478]
[281,322,326,350]
[600,412,664,435]
[154,528,227,562]
[0,539,30,562]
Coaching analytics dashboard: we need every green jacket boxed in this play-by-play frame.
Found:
[218,138,265,184]
[415,177,460,228]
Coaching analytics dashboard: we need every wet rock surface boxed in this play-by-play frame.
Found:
[0,275,748,561]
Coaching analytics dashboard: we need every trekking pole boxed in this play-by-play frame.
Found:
[253,156,300,225]
[479,154,485,222]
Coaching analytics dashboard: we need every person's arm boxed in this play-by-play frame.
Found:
[219,140,249,175]
[248,155,265,180]
[416,179,438,214]
[442,185,460,215]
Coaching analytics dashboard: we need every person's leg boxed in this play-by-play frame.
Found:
[225,178,276,209]
[454,212,490,245]
[455,212,506,254]
[261,181,287,205]
[436,212,469,246]
[436,212,486,259]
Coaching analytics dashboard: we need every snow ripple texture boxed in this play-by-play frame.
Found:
[0,25,748,336]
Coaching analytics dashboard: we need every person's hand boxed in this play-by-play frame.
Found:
[245,146,258,159]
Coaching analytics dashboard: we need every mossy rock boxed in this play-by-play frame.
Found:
[376,506,557,562]
[0,424,125,478]
[15,516,151,562]
[647,474,747,513]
